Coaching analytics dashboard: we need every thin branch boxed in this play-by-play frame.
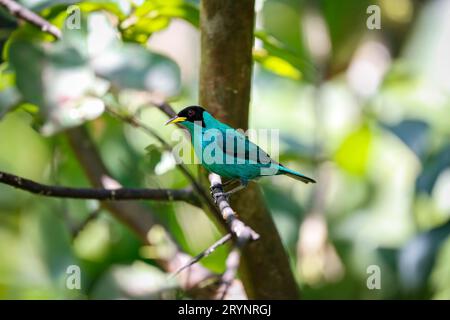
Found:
[172,233,232,277]
[150,99,177,118]
[164,174,259,298]
[208,173,259,299]
[0,170,201,206]
[209,174,259,241]
[217,247,242,300]
[71,207,102,239]
[0,0,61,38]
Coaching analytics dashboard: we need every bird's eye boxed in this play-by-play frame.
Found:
[187,109,195,117]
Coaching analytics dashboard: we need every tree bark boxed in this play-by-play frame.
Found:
[199,0,299,299]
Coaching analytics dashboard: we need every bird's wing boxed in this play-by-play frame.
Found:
[215,127,276,165]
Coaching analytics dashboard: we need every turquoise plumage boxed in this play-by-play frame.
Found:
[166,106,315,197]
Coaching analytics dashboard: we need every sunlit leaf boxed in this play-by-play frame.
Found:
[334,125,373,175]
[134,0,199,26]
[77,0,128,18]
[90,261,177,299]
[253,48,302,80]
[121,0,199,43]
[255,30,315,81]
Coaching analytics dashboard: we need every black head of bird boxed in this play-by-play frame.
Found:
[165,105,206,126]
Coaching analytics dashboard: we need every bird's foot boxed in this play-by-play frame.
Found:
[210,184,222,198]
[212,191,230,204]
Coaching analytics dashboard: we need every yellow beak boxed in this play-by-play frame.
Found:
[165,116,187,125]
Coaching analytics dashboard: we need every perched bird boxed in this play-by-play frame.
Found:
[165,105,315,199]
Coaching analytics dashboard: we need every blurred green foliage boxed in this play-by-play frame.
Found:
[0,0,449,299]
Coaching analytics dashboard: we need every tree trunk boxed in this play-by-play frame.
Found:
[199,0,299,299]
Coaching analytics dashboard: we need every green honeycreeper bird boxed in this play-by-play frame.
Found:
[165,106,315,199]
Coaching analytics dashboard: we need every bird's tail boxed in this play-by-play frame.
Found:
[279,166,316,184]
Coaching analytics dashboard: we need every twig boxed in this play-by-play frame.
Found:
[217,247,242,299]
[208,173,259,299]
[0,170,201,206]
[0,0,61,38]
[209,174,259,241]
[150,99,177,118]
[162,174,259,299]
[71,207,102,239]
[172,233,232,277]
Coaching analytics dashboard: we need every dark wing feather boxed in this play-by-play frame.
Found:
[216,128,276,165]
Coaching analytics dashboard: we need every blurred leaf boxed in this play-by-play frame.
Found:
[8,41,46,107]
[253,48,302,80]
[134,0,199,26]
[278,134,317,164]
[255,29,315,81]
[8,40,105,135]
[0,63,21,119]
[430,236,450,299]
[384,119,429,159]
[398,220,450,295]
[416,144,450,194]
[77,0,127,18]
[144,144,163,173]
[122,17,171,44]
[122,0,199,43]
[334,124,373,175]
[6,11,180,134]
[319,0,371,69]
[17,0,74,11]
[93,43,180,95]
[90,261,177,299]
[0,87,21,119]
[0,63,14,90]
[84,13,181,95]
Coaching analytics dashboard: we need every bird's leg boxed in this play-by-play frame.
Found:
[224,181,248,195]
[209,178,237,197]
[212,180,248,204]
[221,178,237,188]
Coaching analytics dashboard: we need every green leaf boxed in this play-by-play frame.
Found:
[122,16,171,44]
[8,40,105,135]
[0,87,20,119]
[253,48,302,80]
[334,124,373,175]
[92,43,180,95]
[0,63,21,119]
[121,0,199,43]
[77,0,128,18]
[84,12,181,95]
[134,0,199,26]
[145,144,163,173]
[255,30,315,81]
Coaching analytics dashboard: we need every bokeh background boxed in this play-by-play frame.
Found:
[0,0,449,299]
